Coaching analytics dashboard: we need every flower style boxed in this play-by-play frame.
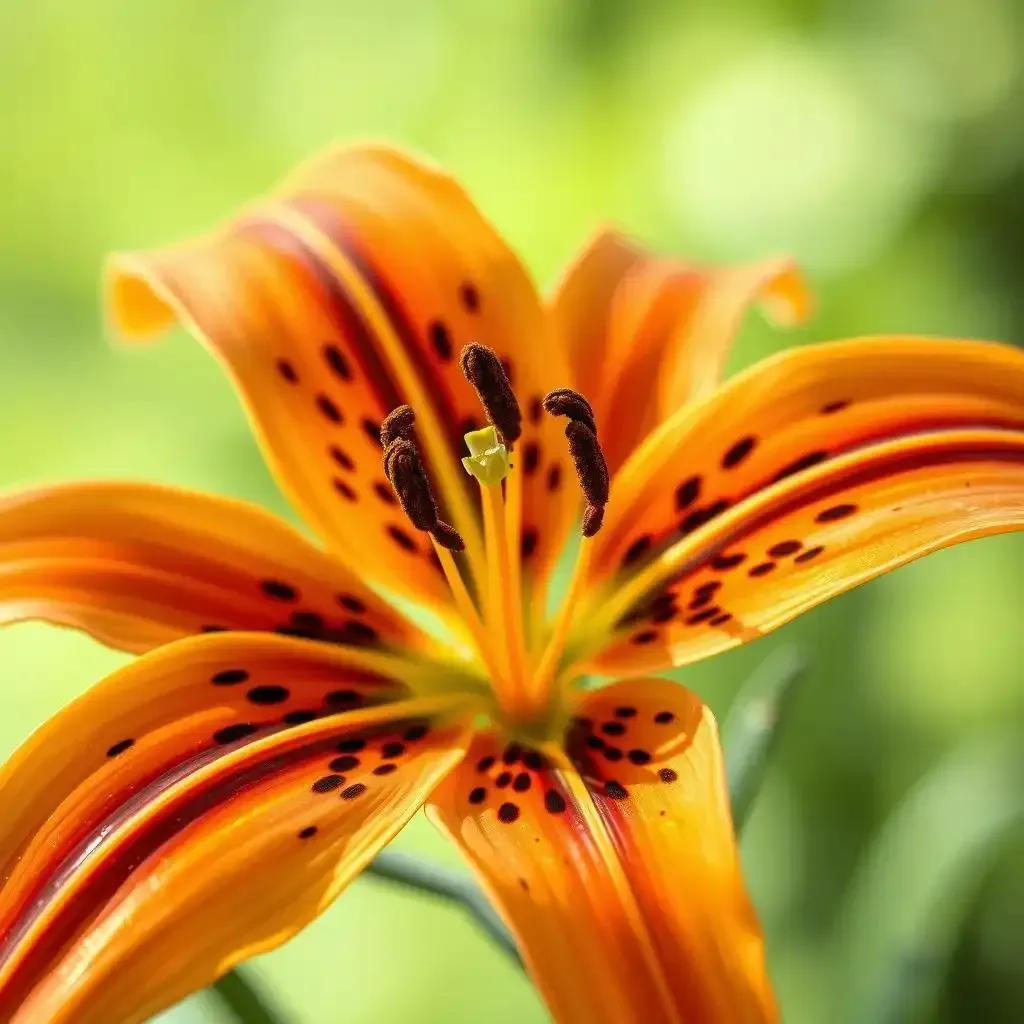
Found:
[2,145,1024,1024]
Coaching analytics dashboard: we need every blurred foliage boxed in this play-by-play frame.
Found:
[1,0,1023,1022]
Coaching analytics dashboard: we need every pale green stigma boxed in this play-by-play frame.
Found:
[461,425,510,487]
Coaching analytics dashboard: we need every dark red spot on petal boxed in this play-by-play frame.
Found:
[460,282,480,313]
[522,442,540,476]
[374,481,398,505]
[277,358,299,383]
[544,790,566,814]
[512,772,531,792]
[631,630,658,645]
[298,825,318,839]
[261,579,298,601]
[773,450,828,483]
[429,320,453,361]
[675,475,702,510]
[247,685,290,705]
[654,711,675,724]
[768,540,802,557]
[497,802,520,823]
[711,551,746,571]
[323,344,353,381]
[388,525,418,553]
[329,445,355,471]
[469,786,487,804]
[341,783,367,800]
[709,612,733,626]
[476,755,496,773]
[330,755,360,772]
[795,545,825,563]
[316,394,344,424]
[336,594,366,614]
[723,436,757,469]
[686,606,721,625]
[546,464,562,492]
[211,669,248,686]
[333,478,357,502]
[658,767,679,783]
[214,723,257,744]
[520,528,538,560]
[749,561,776,577]
[601,721,626,737]
[312,774,343,794]
[816,503,857,523]
[622,535,652,567]
[106,738,134,758]
[627,749,651,765]
[605,781,629,800]
[373,763,398,776]
[820,399,850,415]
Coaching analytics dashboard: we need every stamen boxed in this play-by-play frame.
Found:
[381,416,465,551]
[379,404,417,447]
[543,389,609,537]
[460,343,522,445]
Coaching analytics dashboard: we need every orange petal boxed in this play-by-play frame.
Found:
[107,145,576,613]
[582,427,1024,675]
[0,481,433,656]
[550,229,810,472]
[0,636,475,1023]
[427,680,775,1024]
[571,336,1024,671]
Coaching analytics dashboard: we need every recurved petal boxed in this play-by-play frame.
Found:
[0,481,432,656]
[570,337,1024,674]
[0,634,476,1024]
[550,229,810,472]
[427,680,775,1024]
[107,145,577,612]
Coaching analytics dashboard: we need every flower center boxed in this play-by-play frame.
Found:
[380,345,609,731]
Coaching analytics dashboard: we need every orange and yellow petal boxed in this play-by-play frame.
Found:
[428,678,775,1024]
[571,337,1024,673]
[107,145,577,613]
[0,638,476,1023]
[0,481,434,655]
[550,228,810,472]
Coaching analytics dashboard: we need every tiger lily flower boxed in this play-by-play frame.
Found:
[3,145,1024,1024]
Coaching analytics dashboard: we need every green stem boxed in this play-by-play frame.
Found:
[364,850,523,967]
[210,965,286,1024]
[723,645,807,831]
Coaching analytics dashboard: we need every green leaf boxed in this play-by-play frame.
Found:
[835,730,1024,1024]
[723,645,806,830]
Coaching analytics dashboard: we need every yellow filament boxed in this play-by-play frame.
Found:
[531,539,594,702]
[503,463,530,678]
[430,538,507,690]
[480,483,529,716]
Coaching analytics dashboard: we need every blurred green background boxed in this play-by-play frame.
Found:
[1,1,1022,1021]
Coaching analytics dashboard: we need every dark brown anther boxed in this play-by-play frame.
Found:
[581,504,604,537]
[380,404,417,448]
[381,419,465,552]
[460,343,522,445]
[543,389,596,435]
[544,388,609,536]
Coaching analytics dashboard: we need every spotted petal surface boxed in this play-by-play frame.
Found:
[570,337,1024,674]
[0,481,432,655]
[107,145,578,618]
[550,228,811,473]
[428,679,775,1024]
[0,634,475,1023]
